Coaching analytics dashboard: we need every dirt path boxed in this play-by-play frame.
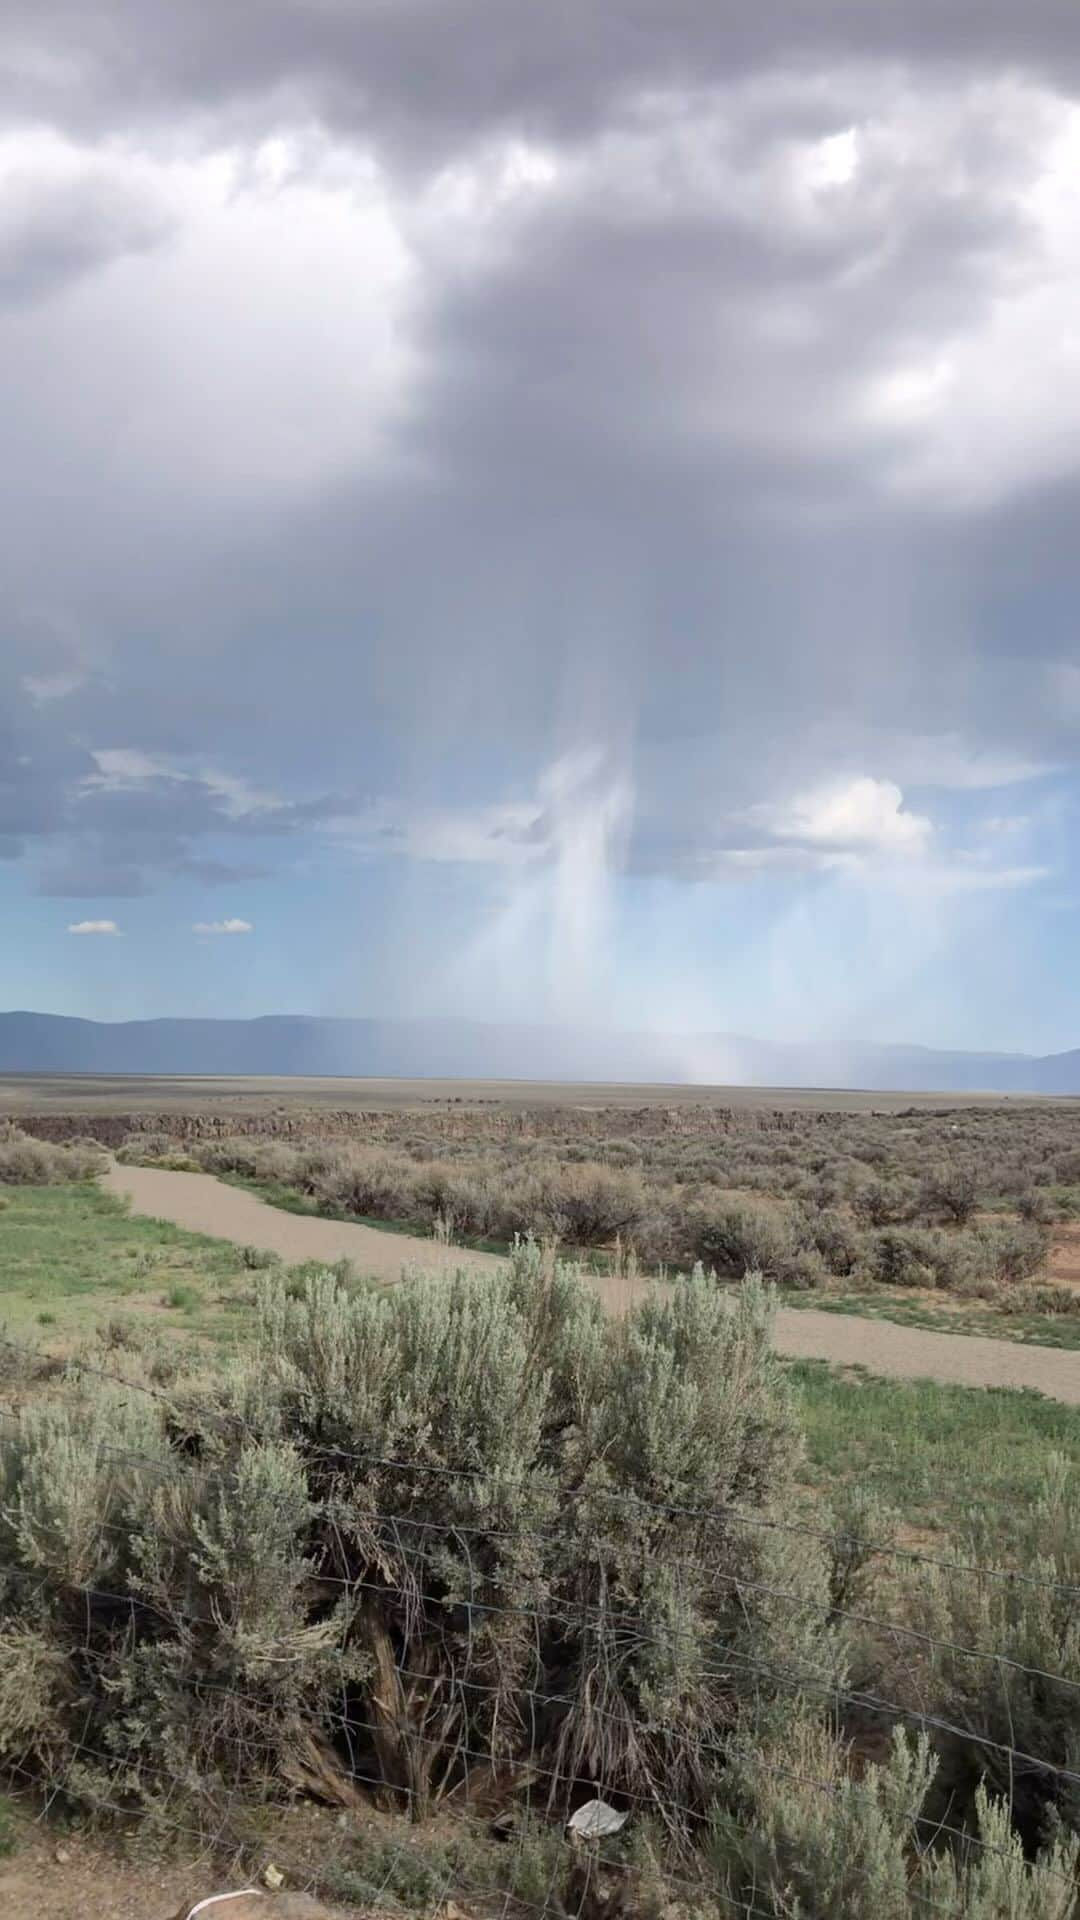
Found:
[767,1305,1080,1402]
[102,1161,1080,1406]
[101,1158,506,1283]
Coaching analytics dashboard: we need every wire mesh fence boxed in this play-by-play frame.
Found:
[0,1272,1077,1920]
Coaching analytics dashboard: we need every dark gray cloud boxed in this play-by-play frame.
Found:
[30,757,357,896]
[0,0,1078,921]
[35,841,274,899]
[36,854,153,898]
[174,857,273,887]
[4,0,1080,159]
[0,697,93,842]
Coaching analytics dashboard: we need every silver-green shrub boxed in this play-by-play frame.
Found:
[711,1722,1079,1918]
[0,1248,833,1831]
[0,1124,102,1185]
[906,1452,1080,1835]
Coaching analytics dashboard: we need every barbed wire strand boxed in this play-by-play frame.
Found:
[2,1416,1075,1711]
[4,1547,1079,1895]
[2,1332,1077,1603]
[2,1331,1079,1907]
[0,1722,975,1920]
[5,1438,1078,1904]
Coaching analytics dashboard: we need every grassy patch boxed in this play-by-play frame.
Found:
[164,1280,202,1312]
[0,1180,250,1348]
[316,1815,567,1915]
[0,1793,16,1857]
[790,1358,1080,1542]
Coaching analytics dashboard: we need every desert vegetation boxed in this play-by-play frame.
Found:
[0,1244,1077,1917]
[2,1110,1079,1917]
[0,1122,102,1188]
[32,1097,1080,1325]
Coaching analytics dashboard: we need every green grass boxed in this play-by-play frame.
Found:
[0,1792,16,1857]
[790,1358,1080,1541]
[2,1179,1075,1566]
[164,1280,202,1312]
[983,1183,1080,1218]
[0,1180,252,1347]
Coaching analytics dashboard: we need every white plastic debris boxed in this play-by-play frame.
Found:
[567,1798,629,1840]
[183,1896,263,1920]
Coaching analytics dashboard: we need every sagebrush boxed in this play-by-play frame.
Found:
[1,1244,1075,1917]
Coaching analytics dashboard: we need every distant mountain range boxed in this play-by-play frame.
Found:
[1,1010,1078,1094]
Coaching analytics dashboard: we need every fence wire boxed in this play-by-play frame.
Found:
[0,1328,1077,1920]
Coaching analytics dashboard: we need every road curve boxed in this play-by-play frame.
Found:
[101,1157,506,1281]
[101,1159,1080,1406]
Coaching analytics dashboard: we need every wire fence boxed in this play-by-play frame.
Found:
[0,1328,1077,1919]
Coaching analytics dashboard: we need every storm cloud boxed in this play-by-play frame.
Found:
[1,0,1078,1039]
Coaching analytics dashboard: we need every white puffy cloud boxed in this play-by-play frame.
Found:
[193,917,253,934]
[861,99,1080,506]
[67,918,120,934]
[764,777,933,856]
[1,133,416,516]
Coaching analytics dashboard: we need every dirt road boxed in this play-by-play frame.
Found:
[101,1158,507,1280]
[102,1160,1080,1405]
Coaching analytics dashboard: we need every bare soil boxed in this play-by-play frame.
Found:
[2,1072,1056,1115]
[102,1162,1080,1405]
[0,1817,357,1920]
[0,1824,208,1920]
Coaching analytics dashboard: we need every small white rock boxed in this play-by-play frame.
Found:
[567,1799,629,1840]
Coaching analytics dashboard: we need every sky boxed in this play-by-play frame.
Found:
[2,1,1080,1052]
